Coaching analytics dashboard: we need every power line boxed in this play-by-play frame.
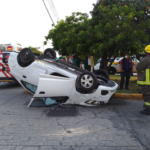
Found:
[42,0,55,26]
[47,0,59,21]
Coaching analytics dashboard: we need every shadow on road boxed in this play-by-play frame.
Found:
[0,81,21,89]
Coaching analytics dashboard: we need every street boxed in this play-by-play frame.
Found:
[0,82,150,150]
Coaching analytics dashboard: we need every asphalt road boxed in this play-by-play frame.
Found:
[0,82,150,150]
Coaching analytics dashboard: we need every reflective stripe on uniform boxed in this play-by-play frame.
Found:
[146,69,149,82]
[137,69,150,85]
[137,81,150,85]
[145,102,150,106]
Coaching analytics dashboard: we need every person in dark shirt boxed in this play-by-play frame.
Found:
[83,57,88,70]
[119,54,134,90]
[74,55,81,67]
[100,60,104,69]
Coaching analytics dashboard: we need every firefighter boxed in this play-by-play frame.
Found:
[136,45,150,115]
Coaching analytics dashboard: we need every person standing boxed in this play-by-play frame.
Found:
[136,45,150,115]
[68,56,74,64]
[83,57,88,70]
[74,55,81,67]
[119,54,134,90]
[99,60,104,69]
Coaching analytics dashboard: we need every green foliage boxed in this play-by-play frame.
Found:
[91,4,149,56]
[17,43,22,46]
[45,12,89,56]
[91,0,150,43]
[45,1,150,69]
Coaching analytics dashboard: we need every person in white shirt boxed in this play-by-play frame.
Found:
[69,56,74,64]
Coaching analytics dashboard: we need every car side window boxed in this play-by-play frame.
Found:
[2,53,10,63]
[21,81,37,93]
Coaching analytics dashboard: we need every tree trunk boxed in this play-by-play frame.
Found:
[102,53,108,71]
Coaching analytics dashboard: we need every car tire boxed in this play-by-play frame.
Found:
[17,48,34,67]
[44,48,56,59]
[94,69,109,79]
[76,72,98,92]
[109,67,116,75]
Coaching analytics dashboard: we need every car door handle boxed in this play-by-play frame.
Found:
[23,75,26,78]
[39,92,45,94]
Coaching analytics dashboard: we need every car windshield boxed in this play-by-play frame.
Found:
[97,58,113,63]
[108,59,114,62]
[97,59,101,63]
[131,57,139,62]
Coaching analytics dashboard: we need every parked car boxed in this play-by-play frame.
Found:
[94,57,139,74]
[94,57,121,72]
[2,48,118,107]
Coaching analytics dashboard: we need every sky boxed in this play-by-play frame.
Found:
[0,0,95,51]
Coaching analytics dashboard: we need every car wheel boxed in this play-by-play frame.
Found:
[76,72,98,92]
[109,67,116,75]
[94,69,109,79]
[17,48,34,67]
[44,48,56,59]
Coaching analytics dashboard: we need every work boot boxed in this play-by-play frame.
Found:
[140,109,150,115]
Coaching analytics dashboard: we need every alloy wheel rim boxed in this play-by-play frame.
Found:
[81,74,94,88]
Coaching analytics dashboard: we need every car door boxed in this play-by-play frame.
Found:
[33,74,75,98]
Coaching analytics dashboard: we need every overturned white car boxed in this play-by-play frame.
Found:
[7,48,118,107]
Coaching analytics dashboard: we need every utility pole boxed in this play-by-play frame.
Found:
[42,0,55,26]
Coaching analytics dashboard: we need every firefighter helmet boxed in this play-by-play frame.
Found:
[145,45,150,53]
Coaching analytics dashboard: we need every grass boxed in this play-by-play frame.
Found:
[110,75,138,80]
[110,75,139,94]
[115,80,139,93]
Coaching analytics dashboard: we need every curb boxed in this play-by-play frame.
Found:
[0,80,13,82]
[114,93,143,100]
[110,78,137,82]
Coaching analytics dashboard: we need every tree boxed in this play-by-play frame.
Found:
[44,3,150,70]
[89,3,150,70]
[91,0,150,44]
[44,12,90,57]
[17,43,22,46]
